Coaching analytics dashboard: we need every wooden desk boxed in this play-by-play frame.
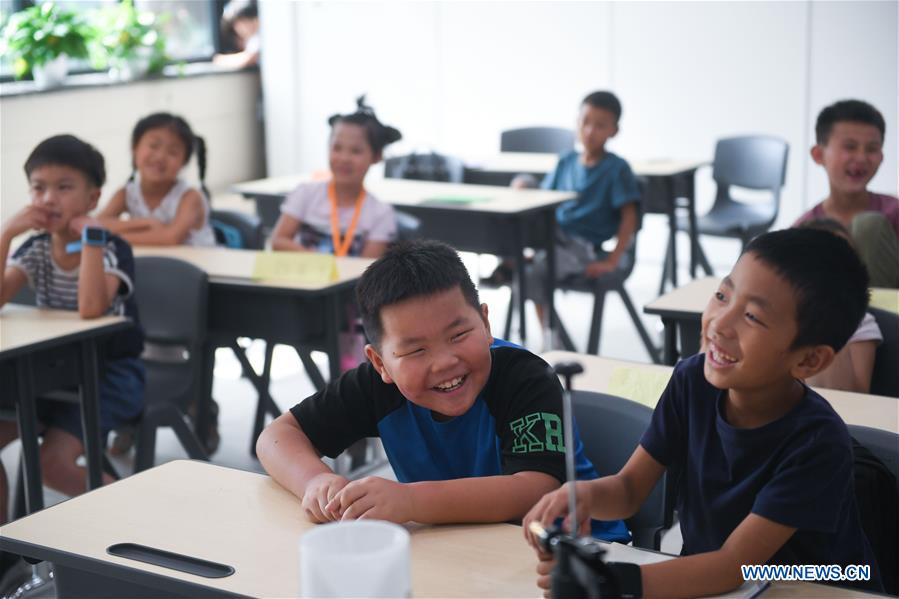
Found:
[644,277,899,367]
[542,351,899,434]
[232,176,576,342]
[0,460,878,598]
[0,460,538,598]
[462,153,711,292]
[133,247,374,453]
[0,304,129,513]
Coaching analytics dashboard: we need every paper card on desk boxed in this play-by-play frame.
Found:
[420,196,491,206]
[606,367,670,409]
[870,288,899,313]
[251,252,338,284]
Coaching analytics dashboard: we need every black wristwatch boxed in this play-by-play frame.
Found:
[607,562,643,599]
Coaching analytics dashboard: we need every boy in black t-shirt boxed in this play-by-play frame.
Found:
[525,228,883,596]
[256,240,629,540]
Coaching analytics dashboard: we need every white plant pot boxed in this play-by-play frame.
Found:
[108,48,152,82]
[32,54,68,89]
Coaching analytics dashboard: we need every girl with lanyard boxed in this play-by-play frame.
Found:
[272,96,402,258]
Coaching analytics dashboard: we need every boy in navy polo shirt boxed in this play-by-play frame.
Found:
[257,240,628,540]
[525,228,883,596]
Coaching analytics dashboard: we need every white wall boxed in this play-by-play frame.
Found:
[0,70,265,219]
[261,0,898,228]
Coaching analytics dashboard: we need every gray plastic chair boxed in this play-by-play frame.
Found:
[869,307,899,398]
[133,256,210,472]
[211,209,265,249]
[500,127,575,154]
[571,390,669,549]
[666,136,789,277]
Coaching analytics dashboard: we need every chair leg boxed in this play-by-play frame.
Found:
[503,284,515,340]
[297,347,326,391]
[170,411,210,462]
[696,241,714,276]
[133,415,158,473]
[250,341,276,456]
[618,284,663,364]
[586,290,607,355]
[551,307,576,351]
[12,455,27,520]
[658,231,674,296]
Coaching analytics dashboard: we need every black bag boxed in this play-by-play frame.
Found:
[384,152,463,183]
[852,436,899,595]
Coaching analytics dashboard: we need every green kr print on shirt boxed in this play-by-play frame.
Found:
[510,412,565,453]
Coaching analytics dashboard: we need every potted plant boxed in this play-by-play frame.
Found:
[0,2,92,88]
[92,0,167,81]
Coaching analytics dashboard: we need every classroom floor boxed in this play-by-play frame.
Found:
[0,218,738,596]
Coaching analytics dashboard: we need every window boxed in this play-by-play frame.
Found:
[1,0,228,84]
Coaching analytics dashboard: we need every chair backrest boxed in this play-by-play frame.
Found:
[869,307,899,398]
[848,424,899,594]
[394,210,422,242]
[500,127,575,154]
[134,257,208,349]
[571,390,666,548]
[713,135,789,192]
[211,209,266,249]
[384,152,465,183]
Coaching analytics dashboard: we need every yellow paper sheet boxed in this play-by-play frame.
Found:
[251,252,338,284]
[606,367,671,409]
[869,288,899,314]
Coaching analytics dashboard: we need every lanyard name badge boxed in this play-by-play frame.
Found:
[328,181,366,258]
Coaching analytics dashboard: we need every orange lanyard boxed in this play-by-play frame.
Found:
[328,181,366,257]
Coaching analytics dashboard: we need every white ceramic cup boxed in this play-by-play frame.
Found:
[299,520,411,598]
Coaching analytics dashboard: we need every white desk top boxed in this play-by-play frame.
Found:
[646,277,898,317]
[0,304,127,358]
[232,175,575,214]
[0,460,876,598]
[0,460,537,598]
[542,351,899,434]
[465,152,709,178]
[133,246,373,292]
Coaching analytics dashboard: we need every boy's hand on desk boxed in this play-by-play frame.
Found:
[522,481,593,549]
[328,476,413,523]
[584,258,618,278]
[302,473,350,523]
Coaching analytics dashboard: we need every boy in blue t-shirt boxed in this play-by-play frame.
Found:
[525,228,883,597]
[517,91,641,330]
[257,240,628,541]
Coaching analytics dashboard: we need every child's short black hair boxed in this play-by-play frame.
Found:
[815,99,885,145]
[357,240,480,347]
[328,95,402,156]
[744,228,869,353]
[582,91,622,122]
[24,134,106,187]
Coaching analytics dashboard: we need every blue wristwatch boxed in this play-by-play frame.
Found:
[65,226,108,253]
[82,226,108,247]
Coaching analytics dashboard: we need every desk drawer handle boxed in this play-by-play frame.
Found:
[107,543,234,578]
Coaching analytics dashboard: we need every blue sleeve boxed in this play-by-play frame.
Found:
[540,162,560,190]
[610,160,641,210]
[639,366,686,468]
[752,427,854,533]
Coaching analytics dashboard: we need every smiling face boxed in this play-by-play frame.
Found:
[328,122,377,188]
[812,121,884,195]
[28,164,99,235]
[577,104,618,159]
[133,126,189,186]
[365,286,494,420]
[700,253,819,396]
